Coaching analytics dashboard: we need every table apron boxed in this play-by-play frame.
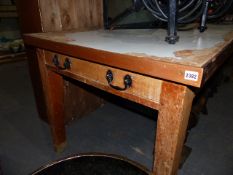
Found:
[44,50,162,110]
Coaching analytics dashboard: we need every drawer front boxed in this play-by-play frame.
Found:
[44,51,162,108]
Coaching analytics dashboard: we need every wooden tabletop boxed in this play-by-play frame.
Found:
[24,24,233,87]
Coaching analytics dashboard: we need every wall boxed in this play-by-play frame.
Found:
[107,0,154,24]
[0,0,20,40]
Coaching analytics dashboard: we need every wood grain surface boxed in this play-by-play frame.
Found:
[24,25,233,87]
[45,51,162,110]
[23,35,203,87]
[37,49,66,152]
[153,82,194,175]
[39,0,103,32]
[21,0,104,124]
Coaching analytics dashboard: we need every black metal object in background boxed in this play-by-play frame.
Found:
[0,160,2,175]
[165,0,179,44]
[104,0,233,44]
[141,0,233,43]
[103,0,159,30]
[199,0,210,32]
[31,154,150,175]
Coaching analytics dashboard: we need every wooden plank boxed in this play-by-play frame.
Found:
[56,0,77,30]
[0,52,25,59]
[57,0,103,30]
[16,0,43,34]
[16,0,54,124]
[0,5,17,11]
[74,0,103,29]
[64,80,104,124]
[0,53,26,64]
[37,49,66,152]
[38,0,62,32]
[55,0,105,123]
[0,12,17,17]
[18,0,105,125]
[45,51,162,110]
[153,82,194,175]
[25,46,49,122]
[39,0,105,124]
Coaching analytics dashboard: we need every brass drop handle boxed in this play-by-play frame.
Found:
[52,55,71,70]
[106,70,132,91]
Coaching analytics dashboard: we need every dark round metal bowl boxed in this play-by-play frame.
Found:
[31,153,150,175]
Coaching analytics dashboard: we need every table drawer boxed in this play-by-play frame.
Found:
[44,51,162,108]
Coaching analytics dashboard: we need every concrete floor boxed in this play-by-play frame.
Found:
[0,61,233,175]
